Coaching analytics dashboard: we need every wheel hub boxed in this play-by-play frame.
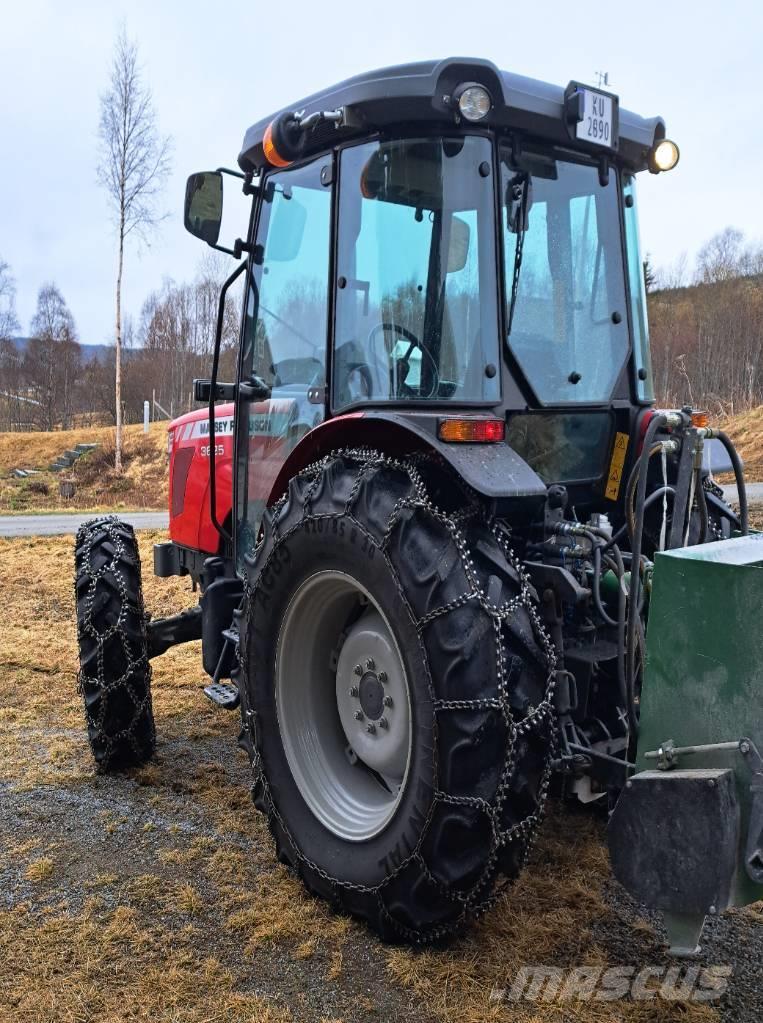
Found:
[275,571,411,842]
[359,671,384,720]
[335,609,409,782]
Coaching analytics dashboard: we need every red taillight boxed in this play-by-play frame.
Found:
[438,418,505,443]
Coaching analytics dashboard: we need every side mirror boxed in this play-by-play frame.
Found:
[184,172,223,245]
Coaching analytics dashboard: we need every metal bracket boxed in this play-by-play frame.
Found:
[295,107,344,130]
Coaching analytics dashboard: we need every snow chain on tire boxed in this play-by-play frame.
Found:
[239,449,557,942]
[74,516,155,770]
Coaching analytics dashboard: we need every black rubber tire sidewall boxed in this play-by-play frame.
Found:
[247,517,435,889]
[74,517,155,770]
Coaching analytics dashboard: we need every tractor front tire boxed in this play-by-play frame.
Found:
[240,451,555,942]
[74,517,155,770]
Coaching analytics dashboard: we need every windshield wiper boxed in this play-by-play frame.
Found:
[506,172,531,338]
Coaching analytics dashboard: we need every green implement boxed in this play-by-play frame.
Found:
[610,533,763,954]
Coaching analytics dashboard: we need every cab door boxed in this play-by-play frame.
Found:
[234,155,333,565]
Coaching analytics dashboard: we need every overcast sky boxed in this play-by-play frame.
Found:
[1,0,761,343]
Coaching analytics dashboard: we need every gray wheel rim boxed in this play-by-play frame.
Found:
[275,570,412,842]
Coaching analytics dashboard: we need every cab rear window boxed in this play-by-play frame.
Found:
[507,412,612,483]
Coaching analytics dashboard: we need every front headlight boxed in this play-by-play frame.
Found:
[454,83,492,122]
[649,139,680,173]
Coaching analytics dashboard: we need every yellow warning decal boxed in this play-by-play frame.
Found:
[605,432,629,501]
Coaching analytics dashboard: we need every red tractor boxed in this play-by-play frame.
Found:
[75,58,759,952]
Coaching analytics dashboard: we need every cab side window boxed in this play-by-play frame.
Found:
[236,157,332,562]
[243,161,331,390]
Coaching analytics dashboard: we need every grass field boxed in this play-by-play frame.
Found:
[0,422,168,514]
[1,531,760,1022]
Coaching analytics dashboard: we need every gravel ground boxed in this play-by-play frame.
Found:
[2,731,760,1022]
[0,733,437,1023]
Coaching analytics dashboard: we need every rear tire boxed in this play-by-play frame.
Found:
[74,517,155,770]
[239,451,555,941]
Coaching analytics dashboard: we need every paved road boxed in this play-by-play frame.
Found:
[0,511,168,538]
[722,483,763,504]
[0,487,758,539]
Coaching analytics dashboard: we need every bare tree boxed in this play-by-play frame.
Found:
[642,253,657,293]
[695,227,744,284]
[0,258,20,341]
[97,26,171,470]
[27,283,80,430]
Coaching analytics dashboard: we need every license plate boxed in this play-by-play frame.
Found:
[576,89,614,147]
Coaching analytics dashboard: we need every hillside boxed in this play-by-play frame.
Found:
[0,421,168,513]
[0,405,759,518]
[720,405,763,480]
[9,337,139,365]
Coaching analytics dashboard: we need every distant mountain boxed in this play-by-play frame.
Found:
[10,337,141,364]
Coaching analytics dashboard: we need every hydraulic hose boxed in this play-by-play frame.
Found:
[559,524,630,723]
[696,465,710,541]
[605,486,675,551]
[713,430,748,535]
[625,413,668,735]
[625,443,669,542]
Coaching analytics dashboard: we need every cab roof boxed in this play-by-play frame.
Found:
[238,57,665,173]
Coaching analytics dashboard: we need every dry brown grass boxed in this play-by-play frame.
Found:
[719,405,763,481]
[0,530,733,1023]
[24,857,54,882]
[0,421,168,513]
[0,903,293,1023]
[383,813,723,1023]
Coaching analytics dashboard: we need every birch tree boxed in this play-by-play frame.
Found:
[0,259,20,341]
[97,27,171,470]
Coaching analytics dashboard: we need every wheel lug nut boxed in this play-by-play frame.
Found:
[349,686,359,697]
[366,722,376,734]
[378,717,389,729]
[365,657,375,670]
[354,710,364,721]
[378,671,387,684]
[383,695,393,708]
[354,664,363,676]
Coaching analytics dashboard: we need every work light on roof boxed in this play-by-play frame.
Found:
[648,138,680,173]
[454,83,492,122]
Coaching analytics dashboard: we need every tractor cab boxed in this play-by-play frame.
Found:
[183,59,682,567]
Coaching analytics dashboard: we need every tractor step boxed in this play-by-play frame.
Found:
[203,681,240,710]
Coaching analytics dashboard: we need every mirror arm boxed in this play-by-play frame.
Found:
[215,166,245,180]
[206,169,259,255]
[205,237,253,260]
[208,260,248,546]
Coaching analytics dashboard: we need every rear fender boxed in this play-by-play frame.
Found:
[266,411,547,515]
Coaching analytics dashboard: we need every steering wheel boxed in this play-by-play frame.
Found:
[368,322,440,399]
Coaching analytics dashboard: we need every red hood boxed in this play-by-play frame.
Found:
[168,402,235,432]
